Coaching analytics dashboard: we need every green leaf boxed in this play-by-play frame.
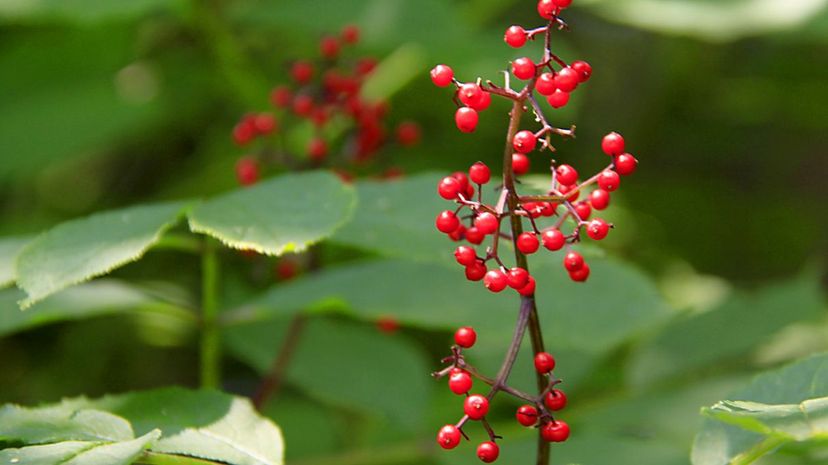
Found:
[629,270,825,387]
[0,236,30,288]
[0,406,134,443]
[225,317,430,430]
[0,0,184,23]
[693,353,828,465]
[15,201,190,309]
[188,171,355,256]
[0,431,160,465]
[0,280,192,338]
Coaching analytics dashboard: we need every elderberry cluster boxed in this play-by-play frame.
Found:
[433,327,569,463]
[230,24,420,186]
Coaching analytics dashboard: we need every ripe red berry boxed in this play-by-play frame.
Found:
[513,130,537,153]
[455,107,479,133]
[547,90,570,109]
[270,86,292,107]
[516,405,539,426]
[587,218,610,240]
[602,132,625,156]
[253,113,277,134]
[320,36,340,58]
[430,64,454,87]
[448,224,466,241]
[556,165,578,186]
[512,153,530,175]
[537,0,556,19]
[448,369,473,394]
[469,162,491,184]
[535,72,557,96]
[540,202,557,217]
[454,246,477,266]
[544,389,568,411]
[615,153,638,175]
[541,421,570,442]
[542,229,566,251]
[484,269,509,293]
[590,189,610,210]
[554,67,579,93]
[571,60,592,82]
[517,232,540,254]
[233,120,255,146]
[459,83,484,107]
[438,176,462,200]
[375,315,399,334]
[553,0,573,9]
[291,60,314,83]
[507,267,530,289]
[504,25,527,48]
[477,441,500,463]
[307,138,328,161]
[518,276,537,296]
[474,212,499,235]
[563,251,584,272]
[468,91,492,111]
[512,57,536,80]
[465,227,485,245]
[396,121,421,146]
[437,424,462,449]
[341,24,360,44]
[465,260,487,281]
[569,263,591,282]
[464,394,490,420]
[597,170,620,191]
[534,352,556,373]
[574,201,591,220]
[558,183,580,202]
[452,171,470,190]
[292,94,314,116]
[436,211,461,233]
[454,326,477,348]
[235,157,259,186]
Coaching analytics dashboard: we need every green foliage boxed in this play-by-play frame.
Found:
[0,236,30,288]
[0,431,161,465]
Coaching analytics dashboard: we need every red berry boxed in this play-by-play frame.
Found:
[510,154,529,175]
[537,0,556,19]
[516,405,539,426]
[270,86,292,107]
[438,176,462,200]
[484,269,509,293]
[517,232,540,254]
[459,83,485,107]
[436,211,461,233]
[558,183,580,202]
[455,327,477,348]
[535,72,557,96]
[477,441,500,463]
[602,132,625,156]
[232,119,256,146]
[452,171,470,191]
[547,90,570,109]
[507,267,530,289]
[544,389,568,411]
[512,57,536,80]
[469,162,491,185]
[396,121,421,146]
[590,189,610,210]
[253,113,277,134]
[556,165,578,186]
[563,251,584,272]
[455,107,479,133]
[465,227,485,245]
[376,315,399,334]
[454,246,477,267]
[517,276,536,296]
[553,0,573,9]
[448,369,473,394]
[449,224,466,241]
[571,60,592,82]
[541,421,570,442]
[542,229,566,251]
[569,263,591,282]
[320,36,340,58]
[437,424,462,449]
[513,130,537,153]
[292,94,314,116]
[540,202,557,217]
[341,24,360,44]
[468,90,491,111]
[356,57,377,76]
[574,201,591,220]
[534,352,556,373]
[597,170,620,191]
[504,25,527,48]
[430,64,454,87]
[307,138,328,161]
[235,157,259,186]
[587,218,610,240]
[291,60,314,83]
[554,67,579,93]
[465,260,487,281]
[474,212,499,235]
[464,394,490,420]
[615,153,638,175]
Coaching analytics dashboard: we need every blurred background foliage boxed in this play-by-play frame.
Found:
[1,0,827,464]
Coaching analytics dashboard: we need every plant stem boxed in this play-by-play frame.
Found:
[200,238,221,389]
[252,313,308,409]
[136,452,222,465]
[730,436,787,465]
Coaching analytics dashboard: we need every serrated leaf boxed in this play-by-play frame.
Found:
[0,431,160,465]
[693,353,828,465]
[0,236,30,288]
[0,406,134,443]
[15,201,190,308]
[188,171,355,256]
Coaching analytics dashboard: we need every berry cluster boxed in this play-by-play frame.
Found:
[230,24,420,186]
[433,327,569,462]
[429,1,640,462]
